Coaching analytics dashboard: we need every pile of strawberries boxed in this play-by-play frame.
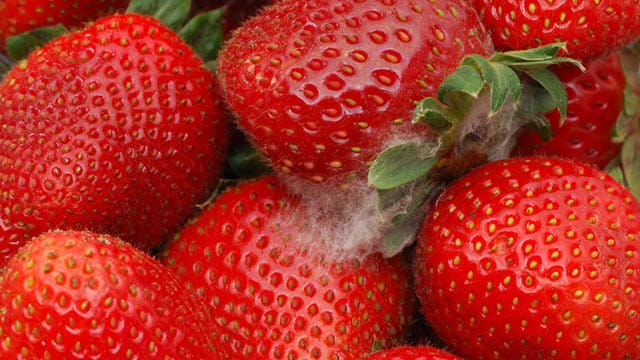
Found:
[1,0,640,359]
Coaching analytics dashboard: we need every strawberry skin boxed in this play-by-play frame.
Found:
[469,0,640,60]
[0,13,229,264]
[368,345,462,360]
[414,157,640,358]
[0,0,129,51]
[513,51,625,168]
[0,230,216,359]
[217,0,491,184]
[161,175,416,359]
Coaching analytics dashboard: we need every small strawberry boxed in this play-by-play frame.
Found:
[216,0,492,184]
[413,157,640,358]
[513,51,625,168]
[469,0,640,60]
[0,230,216,359]
[0,0,130,51]
[161,175,417,359]
[0,13,229,264]
[368,345,462,360]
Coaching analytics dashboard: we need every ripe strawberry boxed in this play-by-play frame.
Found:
[0,0,129,51]
[216,0,492,184]
[161,175,417,359]
[0,230,216,359]
[0,13,229,264]
[513,51,625,168]
[413,157,640,358]
[469,0,640,60]
[368,345,462,360]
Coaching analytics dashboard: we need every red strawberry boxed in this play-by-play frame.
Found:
[469,0,640,60]
[413,157,640,358]
[368,345,462,360]
[216,0,492,184]
[0,230,216,359]
[513,51,625,168]
[0,13,229,264]
[0,0,129,51]
[161,175,417,359]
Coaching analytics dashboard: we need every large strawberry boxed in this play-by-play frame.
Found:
[0,12,229,265]
[0,230,216,358]
[216,0,492,185]
[161,175,417,359]
[469,0,640,60]
[0,0,130,52]
[512,51,625,168]
[413,157,640,358]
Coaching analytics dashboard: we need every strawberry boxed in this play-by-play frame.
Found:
[512,51,625,168]
[216,0,492,184]
[413,157,640,358]
[0,13,229,264]
[161,175,417,359]
[0,230,216,359]
[469,0,640,61]
[368,345,462,360]
[0,0,129,51]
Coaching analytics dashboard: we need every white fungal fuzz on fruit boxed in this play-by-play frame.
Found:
[277,172,419,260]
[455,92,522,162]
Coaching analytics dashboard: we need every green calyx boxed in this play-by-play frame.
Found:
[2,0,223,75]
[127,0,224,64]
[369,43,583,257]
[607,42,640,200]
[5,24,69,63]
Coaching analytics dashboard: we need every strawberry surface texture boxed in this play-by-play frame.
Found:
[414,157,640,358]
[0,0,130,51]
[0,230,216,359]
[216,0,492,184]
[161,174,417,359]
[1,0,640,359]
[470,0,640,61]
[0,13,229,265]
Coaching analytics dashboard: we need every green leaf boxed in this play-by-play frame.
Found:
[491,63,521,111]
[460,54,522,115]
[368,142,439,190]
[607,164,626,187]
[6,24,68,61]
[381,214,422,257]
[521,115,552,142]
[523,68,568,123]
[378,178,435,257]
[490,42,584,72]
[127,0,191,31]
[412,97,455,134]
[437,64,484,108]
[227,144,272,179]
[178,8,224,62]
[205,60,217,73]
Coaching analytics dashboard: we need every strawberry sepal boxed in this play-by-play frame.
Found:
[5,24,69,62]
[126,0,191,31]
[370,43,583,257]
[178,8,224,63]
